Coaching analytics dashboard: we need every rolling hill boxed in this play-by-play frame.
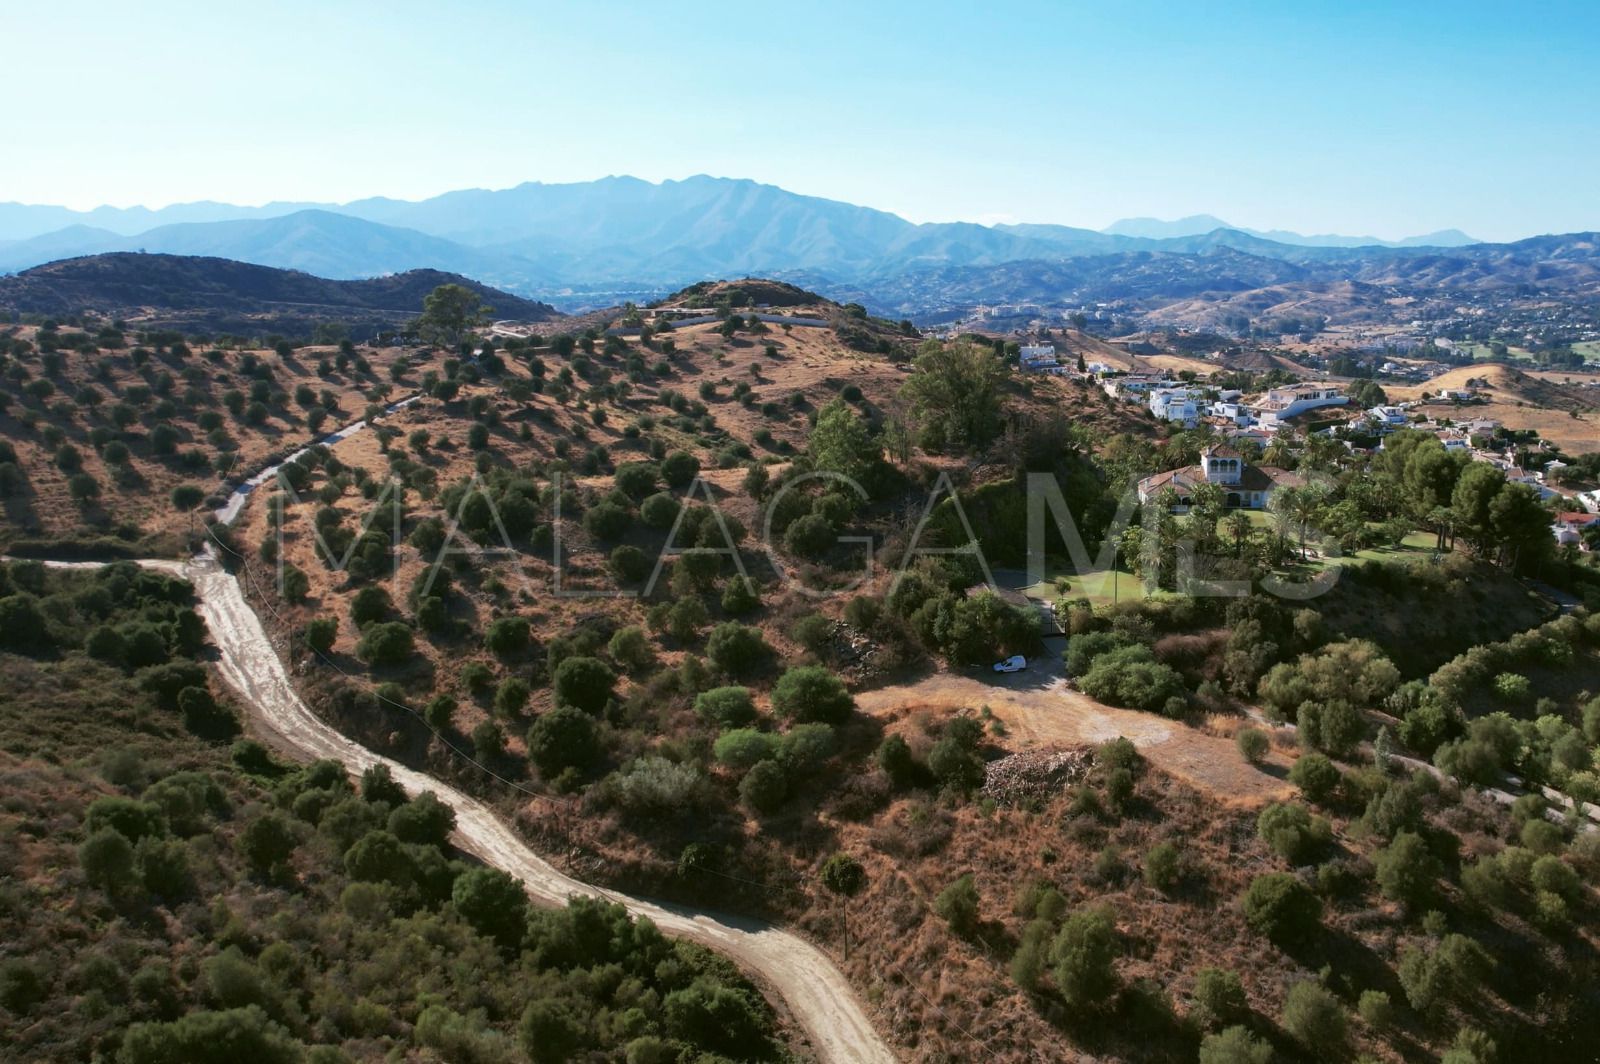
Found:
[0,253,560,337]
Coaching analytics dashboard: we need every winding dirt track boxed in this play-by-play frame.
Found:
[37,552,895,1064]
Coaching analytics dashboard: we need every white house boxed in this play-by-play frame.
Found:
[1250,383,1349,426]
[1136,443,1304,512]
[1210,401,1251,425]
[1365,405,1408,428]
[1149,387,1203,426]
[1102,375,1163,399]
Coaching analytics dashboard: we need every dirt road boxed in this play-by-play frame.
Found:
[29,552,896,1064]
[858,652,1293,805]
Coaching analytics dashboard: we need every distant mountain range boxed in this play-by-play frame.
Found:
[1099,214,1477,248]
[0,177,1591,322]
[0,253,558,337]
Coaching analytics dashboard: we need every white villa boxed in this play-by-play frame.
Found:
[1250,383,1349,426]
[1136,443,1305,511]
[1365,405,1409,429]
[1149,387,1203,425]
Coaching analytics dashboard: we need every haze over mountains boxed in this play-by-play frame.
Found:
[0,176,1592,323]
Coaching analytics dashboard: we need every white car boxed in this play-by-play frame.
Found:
[992,655,1028,673]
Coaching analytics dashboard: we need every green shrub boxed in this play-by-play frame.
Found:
[1189,967,1246,1030]
[739,760,787,814]
[1256,802,1333,865]
[1236,728,1269,764]
[1143,841,1184,894]
[695,686,757,728]
[1198,1026,1271,1064]
[1049,906,1119,1007]
[1243,872,1322,947]
[934,874,981,937]
[1289,752,1342,804]
[1281,980,1346,1054]
[771,665,853,723]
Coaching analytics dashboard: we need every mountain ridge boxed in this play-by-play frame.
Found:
[0,252,559,336]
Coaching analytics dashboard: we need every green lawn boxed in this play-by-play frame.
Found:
[1018,527,1442,597]
[1022,567,1152,607]
[1466,343,1539,362]
[1279,530,1442,575]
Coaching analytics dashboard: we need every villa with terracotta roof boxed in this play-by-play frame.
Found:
[1136,444,1305,511]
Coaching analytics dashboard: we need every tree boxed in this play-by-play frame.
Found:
[170,484,205,512]
[739,759,787,813]
[820,851,867,959]
[877,733,918,789]
[1189,967,1247,1030]
[357,621,414,665]
[484,615,531,659]
[237,812,297,878]
[417,283,489,347]
[519,996,587,1064]
[608,624,655,673]
[706,622,771,677]
[899,339,1005,452]
[695,686,757,728]
[1281,979,1347,1054]
[810,397,877,481]
[1289,752,1341,804]
[1256,802,1332,865]
[935,873,981,937]
[1050,906,1119,1007]
[304,616,337,654]
[495,677,531,716]
[388,791,456,847]
[527,705,600,777]
[770,666,853,723]
[720,576,761,615]
[1243,872,1321,947]
[1398,933,1491,1015]
[120,1007,301,1064]
[79,828,135,892]
[614,461,659,499]
[820,852,867,897]
[553,656,615,714]
[1199,1026,1272,1064]
[609,545,651,585]
[1143,841,1183,894]
[68,472,100,502]
[453,867,528,950]
[1236,728,1269,764]
[660,450,700,489]
[350,585,393,627]
[1374,830,1441,911]
[362,762,408,805]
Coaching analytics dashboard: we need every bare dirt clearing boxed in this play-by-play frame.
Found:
[857,653,1293,806]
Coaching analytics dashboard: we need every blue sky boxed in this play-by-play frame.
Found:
[4,0,1597,240]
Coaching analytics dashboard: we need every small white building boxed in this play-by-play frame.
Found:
[1210,401,1251,425]
[1366,405,1408,428]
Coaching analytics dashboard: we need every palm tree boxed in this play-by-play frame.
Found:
[1269,486,1302,559]
[1426,505,1453,552]
[1226,511,1254,557]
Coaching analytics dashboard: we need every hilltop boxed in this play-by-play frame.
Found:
[0,253,559,338]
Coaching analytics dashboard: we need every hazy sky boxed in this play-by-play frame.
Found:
[4,0,1597,241]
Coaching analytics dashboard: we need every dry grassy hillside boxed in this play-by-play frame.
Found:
[1388,364,1600,453]
[0,324,441,552]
